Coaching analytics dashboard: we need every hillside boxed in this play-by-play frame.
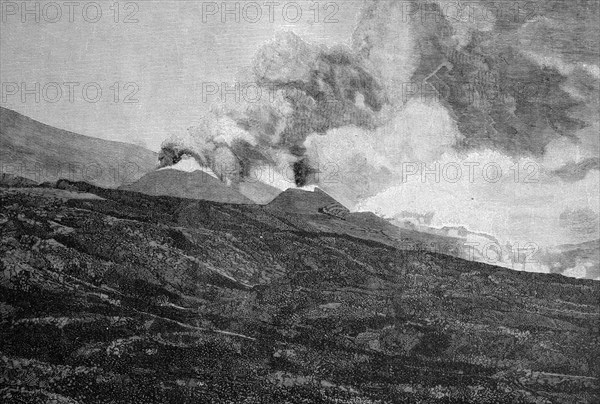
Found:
[0,107,157,188]
[267,187,349,214]
[119,169,254,205]
[1,181,598,403]
[236,180,282,205]
[267,191,470,262]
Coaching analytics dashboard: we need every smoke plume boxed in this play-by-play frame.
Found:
[161,27,393,189]
[161,0,599,278]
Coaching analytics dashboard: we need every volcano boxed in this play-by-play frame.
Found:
[120,168,254,204]
[236,180,282,205]
[267,187,350,215]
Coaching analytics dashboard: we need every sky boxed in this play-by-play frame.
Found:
[0,0,363,150]
[1,0,599,279]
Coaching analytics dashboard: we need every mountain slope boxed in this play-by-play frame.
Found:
[0,173,38,188]
[236,180,282,204]
[0,107,157,188]
[266,190,468,260]
[120,168,254,204]
[1,181,598,403]
[267,187,349,214]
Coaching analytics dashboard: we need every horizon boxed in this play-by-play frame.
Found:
[1,3,599,400]
[2,0,599,280]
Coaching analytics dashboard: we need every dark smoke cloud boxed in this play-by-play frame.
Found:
[401,1,591,158]
[155,1,599,281]
[158,145,198,168]
[161,0,597,208]
[161,30,389,187]
[552,158,600,182]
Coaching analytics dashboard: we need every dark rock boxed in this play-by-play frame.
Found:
[0,185,598,403]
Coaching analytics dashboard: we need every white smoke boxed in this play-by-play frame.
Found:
[304,97,462,207]
[160,0,599,278]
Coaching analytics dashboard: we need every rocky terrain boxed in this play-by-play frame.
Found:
[1,180,598,403]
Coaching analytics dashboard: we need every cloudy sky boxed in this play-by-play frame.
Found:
[2,1,599,278]
[1,0,363,150]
